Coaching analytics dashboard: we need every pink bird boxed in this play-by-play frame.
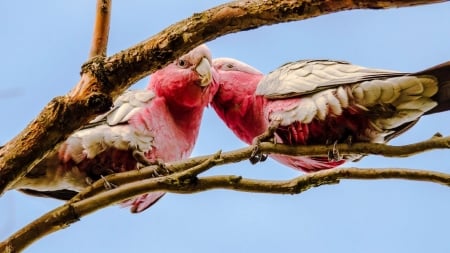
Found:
[211,58,450,172]
[10,44,218,213]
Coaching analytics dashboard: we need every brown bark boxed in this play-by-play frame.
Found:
[2,164,450,252]
[2,133,450,252]
[73,134,450,201]
[88,0,112,58]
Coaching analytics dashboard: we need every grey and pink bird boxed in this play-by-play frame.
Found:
[211,58,450,172]
[9,44,218,213]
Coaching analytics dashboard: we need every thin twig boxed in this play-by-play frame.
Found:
[188,167,450,194]
[88,0,111,58]
[173,150,223,179]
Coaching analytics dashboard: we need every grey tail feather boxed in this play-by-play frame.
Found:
[416,61,450,115]
[19,188,78,200]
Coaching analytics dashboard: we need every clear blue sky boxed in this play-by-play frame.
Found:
[2,1,450,252]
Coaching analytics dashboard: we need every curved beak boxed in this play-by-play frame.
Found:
[195,57,213,87]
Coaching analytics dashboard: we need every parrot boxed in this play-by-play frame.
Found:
[9,44,218,213]
[211,57,450,172]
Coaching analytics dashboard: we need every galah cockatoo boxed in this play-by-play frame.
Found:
[211,58,450,172]
[10,44,218,213]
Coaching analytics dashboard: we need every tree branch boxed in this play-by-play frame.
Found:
[88,0,111,58]
[3,133,450,252]
[261,132,450,158]
[3,132,450,251]
[69,134,450,202]
[2,165,449,252]
[0,0,445,196]
[191,168,450,194]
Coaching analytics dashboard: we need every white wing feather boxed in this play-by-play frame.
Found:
[67,90,156,160]
[262,60,439,144]
[88,90,155,126]
[256,60,403,99]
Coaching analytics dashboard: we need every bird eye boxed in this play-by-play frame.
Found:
[177,59,189,68]
[226,63,234,69]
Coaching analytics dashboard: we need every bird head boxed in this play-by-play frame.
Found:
[211,57,264,105]
[149,44,218,108]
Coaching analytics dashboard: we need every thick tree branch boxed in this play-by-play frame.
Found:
[73,168,450,216]
[4,134,450,252]
[0,0,445,196]
[88,0,111,58]
[69,134,450,201]
[2,132,450,251]
[261,133,450,158]
[2,165,449,252]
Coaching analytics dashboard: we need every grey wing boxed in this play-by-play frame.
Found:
[255,60,406,99]
[82,90,155,128]
[19,188,78,200]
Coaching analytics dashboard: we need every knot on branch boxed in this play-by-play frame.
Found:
[81,56,113,92]
[65,203,81,224]
[158,174,198,191]
[288,174,341,194]
[86,93,112,114]
[178,175,199,186]
[228,175,242,184]
[432,132,443,138]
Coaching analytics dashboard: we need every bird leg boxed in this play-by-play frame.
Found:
[325,132,357,162]
[84,174,117,190]
[250,120,281,164]
[132,151,172,177]
[100,175,118,190]
[327,140,339,162]
[85,177,95,186]
[149,159,173,178]
[132,151,152,168]
[345,135,353,146]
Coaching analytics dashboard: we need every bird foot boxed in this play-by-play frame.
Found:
[85,177,94,186]
[101,175,118,190]
[149,159,172,177]
[327,140,343,162]
[249,145,268,164]
[345,135,353,146]
[85,175,117,190]
[249,120,280,164]
[132,151,172,177]
[132,151,156,170]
